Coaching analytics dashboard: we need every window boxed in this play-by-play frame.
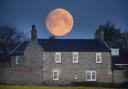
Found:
[73,52,78,63]
[111,48,119,56]
[96,53,102,63]
[86,70,96,81]
[74,74,78,79]
[55,52,61,63]
[16,56,19,64]
[53,69,59,80]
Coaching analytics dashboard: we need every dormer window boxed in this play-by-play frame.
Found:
[55,52,61,63]
[111,48,119,56]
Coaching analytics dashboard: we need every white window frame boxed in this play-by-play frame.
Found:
[111,48,119,56]
[86,70,96,81]
[96,53,102,63]
[73,52,79,63]
[16,56,19,64]
[53,69,59,80]
[55,52,61,63]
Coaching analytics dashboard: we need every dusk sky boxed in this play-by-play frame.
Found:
[0,0,128,39]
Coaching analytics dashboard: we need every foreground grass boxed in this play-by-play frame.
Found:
[0,85,118,89]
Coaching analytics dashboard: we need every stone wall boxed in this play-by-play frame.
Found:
[0,41,44,85]
[0,50,126,85]
[113,70,127,83]
[11,56,26,67]
[0,63,11,68]
[23,41,43,68]
[10,41,43,68]
[43,52,112,83]
[0,68,43,85]
[2,39,126,84]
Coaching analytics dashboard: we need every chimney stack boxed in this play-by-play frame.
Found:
[100,29,104,41]
[96,26,104,41]
[31,25,37,41]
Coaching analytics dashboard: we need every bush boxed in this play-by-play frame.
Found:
[119,82,128,88]
[70,81,128,88]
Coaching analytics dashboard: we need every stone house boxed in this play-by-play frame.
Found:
[0,25,127,85]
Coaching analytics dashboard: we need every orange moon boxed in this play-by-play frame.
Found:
[45,8,73,36]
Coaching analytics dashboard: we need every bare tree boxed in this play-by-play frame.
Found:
[95,22,128,79]
[95,21,121,46]
[0,25,27,44]
[95,21,128,59]
[0,25,28,56]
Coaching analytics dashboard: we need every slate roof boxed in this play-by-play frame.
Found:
[11,41,29,55]
[11,39,110,55]
[0,43,15,55]
[0,43,16,63]
[112,56,128,70]
[0,55,11,63]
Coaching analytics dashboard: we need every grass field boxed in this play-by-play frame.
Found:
[0,85,119,89]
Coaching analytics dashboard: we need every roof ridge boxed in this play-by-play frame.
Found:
[9,41,25,55]
[12,39,110,55]
[102,41,111,51]
[38,39,99,40]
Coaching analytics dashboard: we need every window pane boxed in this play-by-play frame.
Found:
[92,72,96,80]
[86,70,96,81]
[74,75,78,79]
[74,55,77,57]
[56,55,60,57]
[16,56,19,64]
[74,58,77,61]
[73,52,78,63]
[54,72,57,79]
[96,53,102,63]
[86,72,91,80]
[97,55,101,58]
[56,58,60,61]
[55,52,61,63]
[97,58,101,62]
[53,70,59,80]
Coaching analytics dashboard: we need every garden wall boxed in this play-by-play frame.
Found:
[0,68,43,85]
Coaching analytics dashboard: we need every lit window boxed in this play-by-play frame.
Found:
[86,70,96,81]
[53,69,59,80]
[96,53,102,63]
[16,56,19,64]
[111,48,119,56]
[55,52,61,63]
[73,52,78,63]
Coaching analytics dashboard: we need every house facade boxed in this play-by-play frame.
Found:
[0,25,127,85]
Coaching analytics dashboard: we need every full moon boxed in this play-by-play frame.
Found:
[45,8,73,36]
